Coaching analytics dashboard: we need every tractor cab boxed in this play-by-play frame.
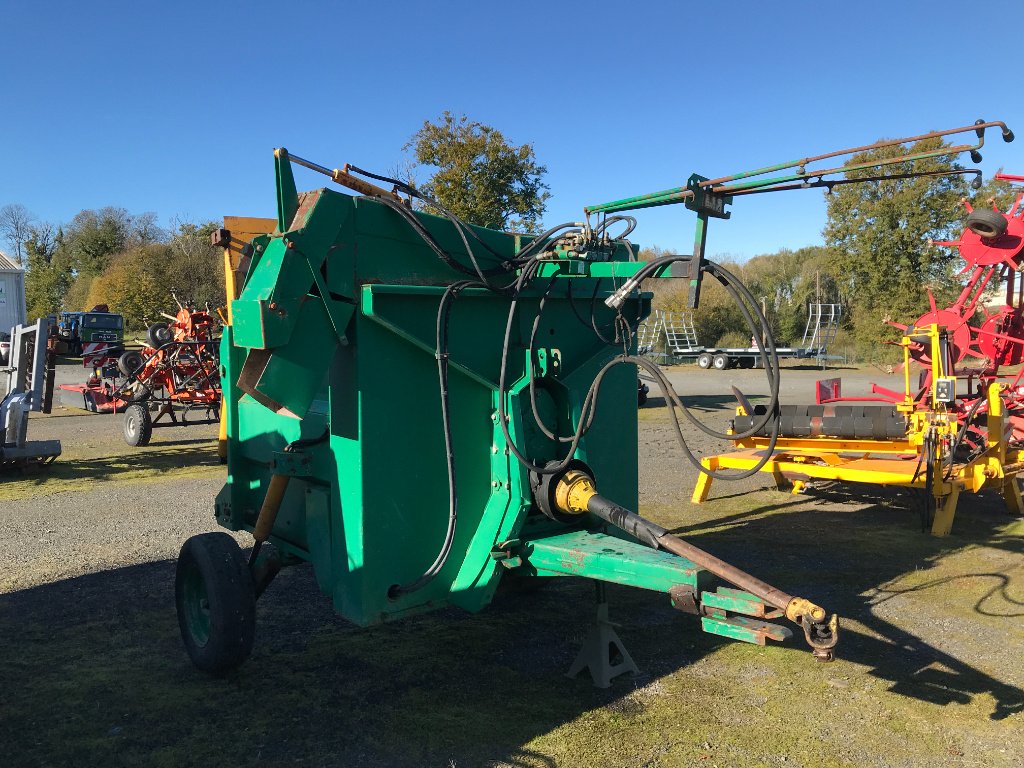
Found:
[58,306,124,356]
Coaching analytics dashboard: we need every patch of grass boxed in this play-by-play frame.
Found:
[0,441,222,502]
[4,446,1024,765]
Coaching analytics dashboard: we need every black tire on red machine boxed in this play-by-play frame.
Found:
[147,322,173,348]
[175,532,256,674]
[123,403,153,446]
[713,354,730,370]
[696,352,712,369]
[118,350,145,377]
[965,207,1008,240]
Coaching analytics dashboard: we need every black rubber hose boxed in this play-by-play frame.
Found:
[390,280,482,597]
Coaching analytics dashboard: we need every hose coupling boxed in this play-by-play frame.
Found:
[604,278,641,309]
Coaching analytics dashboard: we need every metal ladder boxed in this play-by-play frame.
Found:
[664,310,699,353]
[637,310,666,355]
[801,303,842,355]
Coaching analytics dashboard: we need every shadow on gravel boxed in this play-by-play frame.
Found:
[3,487,1022,765]
[673,483,1024,721]
[10,445,221,487]
[640,393,742,411]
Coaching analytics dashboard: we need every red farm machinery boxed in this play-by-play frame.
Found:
[695,172,1024,536]
[58,301,222,445]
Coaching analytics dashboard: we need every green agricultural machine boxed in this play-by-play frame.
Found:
[176,120,1012,684]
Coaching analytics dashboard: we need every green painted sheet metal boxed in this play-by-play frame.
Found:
[701,615,792,646]
[516,530,710,593]
[219,174,688,629]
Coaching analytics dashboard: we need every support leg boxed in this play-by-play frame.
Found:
[772,465,791,492]
[691,457,717,503]
[931,484,962,537]
[1002,478,1024,517]
[566,582,638,688]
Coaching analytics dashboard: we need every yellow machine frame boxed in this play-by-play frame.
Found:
[692,326,1024,536]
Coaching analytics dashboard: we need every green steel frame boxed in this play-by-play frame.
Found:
[215,153,791,648]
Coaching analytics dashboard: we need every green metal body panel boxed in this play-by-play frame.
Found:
[507,530,712,594]
[218,186,653,627]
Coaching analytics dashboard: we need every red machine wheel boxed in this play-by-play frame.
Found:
[977,311,1024,368]
[906,309,972,365]
[956,212,1024,268]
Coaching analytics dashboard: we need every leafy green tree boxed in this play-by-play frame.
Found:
[57,207,133,277]
[970,171,1019,215]
[87,244,175,328]
[823,137,969,353]
[406,112,550,231]
[23,223,72,318]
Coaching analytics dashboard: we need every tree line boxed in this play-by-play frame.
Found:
[0,204,223,330]
[2,119,1018,357]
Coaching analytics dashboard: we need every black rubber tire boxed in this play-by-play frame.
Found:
[122,403,153,446]
[175,532,256,675]
[147,322,173,348]
[117,350,145,377]
[713,354,730,370]
[966,208,1008,240]
[638,390,648,407]
[696,353,712,369]
[739,357,755,369]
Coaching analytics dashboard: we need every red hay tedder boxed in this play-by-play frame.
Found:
[821,173,1024,445]
[58,302,222,446]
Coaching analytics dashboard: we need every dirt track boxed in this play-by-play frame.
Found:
[1,360,1022,767]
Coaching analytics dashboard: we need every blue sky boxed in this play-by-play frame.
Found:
[2,1,1021,261]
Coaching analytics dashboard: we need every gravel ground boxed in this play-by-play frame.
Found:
[2,359,1022,767]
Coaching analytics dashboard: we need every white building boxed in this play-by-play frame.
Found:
[0,250,28,332]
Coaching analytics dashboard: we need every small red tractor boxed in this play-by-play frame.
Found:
[58,302,222,445]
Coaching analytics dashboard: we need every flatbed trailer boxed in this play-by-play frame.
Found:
[638,305,842,370]
[676,346,828,370]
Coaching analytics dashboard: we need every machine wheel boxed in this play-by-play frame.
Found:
[966,207,1008,240]
[147,322,173,348]
[175,532,256,674]
[123,404,153,446]
[118,350,145,377]
[738,357,755,369]
[696,352,712,369]
[712,354,730,370]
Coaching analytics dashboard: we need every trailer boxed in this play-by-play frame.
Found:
[638,304,842,369]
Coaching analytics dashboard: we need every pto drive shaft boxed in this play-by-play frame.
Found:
[553,470,839,660]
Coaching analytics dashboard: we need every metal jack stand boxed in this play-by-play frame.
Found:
[567,581,639,688]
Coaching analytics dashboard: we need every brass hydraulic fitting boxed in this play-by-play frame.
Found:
[553,470,598,515]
